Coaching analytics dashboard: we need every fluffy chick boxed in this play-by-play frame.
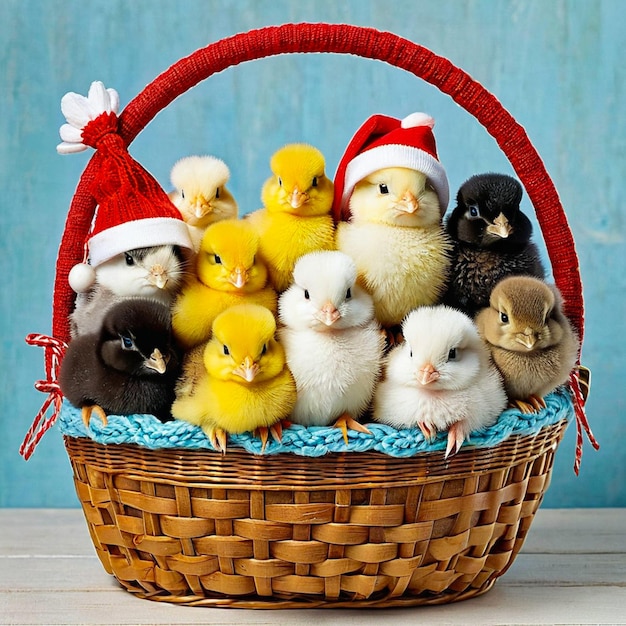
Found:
[336,167,452,327]
[278,251,385,443]
[247,144,335,292]
[59,298,180,424]
[171,219,277,349]
[444,173,545,316]
[70,245,187,337]
[475,275,579,413]
[373,305,507,457]
[171,304,296,452]
[169,155,238,250]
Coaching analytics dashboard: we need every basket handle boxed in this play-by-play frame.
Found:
[53,22,584,346]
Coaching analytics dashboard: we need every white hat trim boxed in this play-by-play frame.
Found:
[88,217,194,266]
[341,144,449,212]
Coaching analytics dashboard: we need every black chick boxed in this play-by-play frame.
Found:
[443,173,545,317]
[59,298,181,425]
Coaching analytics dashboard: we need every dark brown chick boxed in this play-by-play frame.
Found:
[475,275,579,413]
[59,298,181,424]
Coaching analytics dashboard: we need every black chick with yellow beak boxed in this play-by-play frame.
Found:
[59,298,181,426]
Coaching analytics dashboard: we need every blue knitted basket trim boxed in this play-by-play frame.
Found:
[57,386,573,458]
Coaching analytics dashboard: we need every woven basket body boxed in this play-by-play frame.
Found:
[50,24,583,608]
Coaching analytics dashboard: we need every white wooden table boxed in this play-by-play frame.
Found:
[1,508,624,625]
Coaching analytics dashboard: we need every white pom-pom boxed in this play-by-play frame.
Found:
[57,81,120,155]
[401,112,435,129]
[68,263,96,293]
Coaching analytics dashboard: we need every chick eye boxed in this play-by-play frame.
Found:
[215,187,220,199]
[312,176,318,187]
[124,253,135,266]
[379,183,389,195]
[180,189,185,199]
[448,348,458,361]
[261,344,267,355]
[304,289,310,300]
[214,254,222,264]
[500,311,509,324]
[346,288,352,299]
[278,176,283,187]
[120,335,135,350]
[223,345,230,355]
[468,204,480,218]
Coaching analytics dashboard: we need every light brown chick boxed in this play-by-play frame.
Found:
[475,275,579,413]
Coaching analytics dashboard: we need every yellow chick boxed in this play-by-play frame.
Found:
[169,155,238,251]
[333,113,452,329]
[171,219,277,350]
[336,167,452,326]
[171,304,296,452]
[247,143,335,292]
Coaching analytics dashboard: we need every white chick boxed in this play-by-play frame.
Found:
[373,305,507,458]
[169,155,238,250]
[70,245,187,337]
[278,250,385,444]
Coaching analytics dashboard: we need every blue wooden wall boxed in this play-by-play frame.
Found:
[1,0,623,507]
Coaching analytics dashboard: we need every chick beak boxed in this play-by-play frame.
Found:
[233,356,260,382]
[516,329,537,350]
[149,264,168,289]
[315,301,341,326]
[399,191,419,214]
[417,363,440,386]
[194,201,213,219]
[289,187,308,209]
[486,212,512,238]
[228,266,248,289]
[145,348,167,374]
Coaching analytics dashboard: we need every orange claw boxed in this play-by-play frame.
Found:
[510,395,545,415]
[333,413,372,446]
[417,421,436,442]
[255,421,286,452]
[208,427,228,454]
[81,405,108,429]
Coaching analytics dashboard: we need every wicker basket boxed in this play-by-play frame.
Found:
[26,23,594,608]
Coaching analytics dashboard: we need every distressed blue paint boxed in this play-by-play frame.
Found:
[1,0,623,507]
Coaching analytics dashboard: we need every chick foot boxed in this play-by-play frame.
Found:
[81,404,108,429]
[510,395,546,415]
[333,413,372,446]
[255,420,286,453]
[204,426,228,454]
[445,421,468,459]
[382,325,404,351]
[417,420,436,443]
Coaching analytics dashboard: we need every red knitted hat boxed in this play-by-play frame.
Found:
[57,81,193,292]
[332,112,449,222]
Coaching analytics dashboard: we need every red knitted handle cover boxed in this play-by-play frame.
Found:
[53,23,584,345]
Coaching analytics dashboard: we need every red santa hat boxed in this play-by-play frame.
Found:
[57,81,193,293]
[332,112,449,222]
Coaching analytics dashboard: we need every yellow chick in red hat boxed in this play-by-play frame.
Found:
[333,112,452,335]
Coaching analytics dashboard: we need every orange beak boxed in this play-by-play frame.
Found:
[315,301,341,326]
[417,363,440,385]
[288,187,308,209]
[233,356,260,382]
[399,191,419,214]
[149,264,168,289]
[228,266,248,289]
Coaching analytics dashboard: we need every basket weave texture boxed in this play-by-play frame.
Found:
[66,420,565,608]
[37,23,588,608]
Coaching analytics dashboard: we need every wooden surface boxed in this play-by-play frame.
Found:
[0,508,624,625]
